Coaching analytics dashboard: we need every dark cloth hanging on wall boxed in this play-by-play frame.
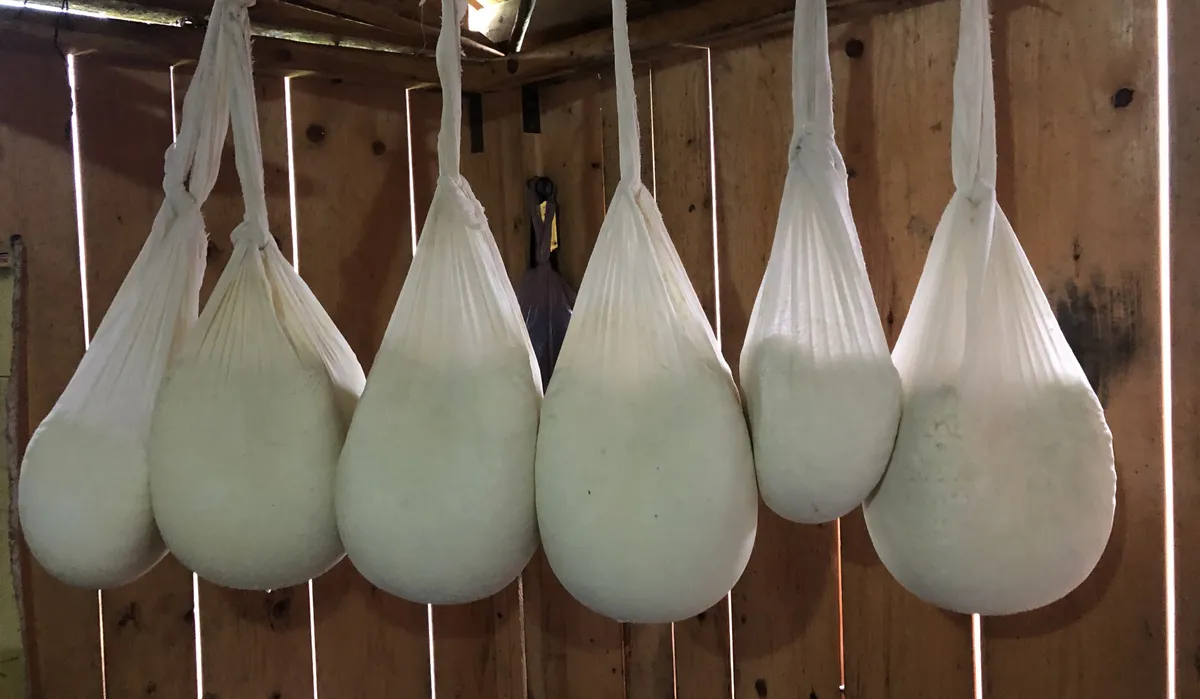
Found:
[516,176,575,390]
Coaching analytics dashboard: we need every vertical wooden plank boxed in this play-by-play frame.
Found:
[1173,0,1200,695]
[523,79,608,291]
[983,0,1165,696]
[462,90,528,279]
[599,60,672,699]
[72,57,198,699]
[407,88,442,232]
[651,50,732,699]
[710,37,845,699]
[651,53,717,325]
[6,236,30,699]
[830,5,975,697]
[0,45,105,699]
[521,76,625,699]
[178,72,315,699]
[428,87,529,699]
[174,71,295,297]
[287,75,432,699]
[600,64,655,202]
[1,248,26,699]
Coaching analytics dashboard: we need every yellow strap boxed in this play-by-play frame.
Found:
[539,201,559,252]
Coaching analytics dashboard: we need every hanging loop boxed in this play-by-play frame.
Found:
[219,0,274,249]
[611,0,642,187]
[436,0,468,179]
[950,0,997,200]
[789,0,836,154]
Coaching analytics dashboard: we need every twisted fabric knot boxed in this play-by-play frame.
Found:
[790,121,835,155]
[165,185,200,221]
[219,0,256,10]
[231,204,272,249]
[959,179,996,207]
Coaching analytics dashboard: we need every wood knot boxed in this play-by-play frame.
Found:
[1112,87,1135,109]
[845,38,865,58]
[306,124,327,144]
[372,140,387,156]
[270,596,292,620]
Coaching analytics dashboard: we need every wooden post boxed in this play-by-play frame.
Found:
[1172,0,1200,695]
[0,44,106,699]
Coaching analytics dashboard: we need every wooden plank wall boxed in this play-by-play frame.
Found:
[72,58,197,699]
[980,0,1164,697]
[0,0,1173,695]
[710,36,849,699]
[1173,0,1199,696]
[0,43,103,699]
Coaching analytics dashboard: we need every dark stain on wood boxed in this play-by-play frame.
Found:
[1052,273,1141,406]
[754,677,768,696]
[305,124,327,144]
[267,594,292,630]
[117,603,139,629]
[905,215,933,244]
[1112,87,1135,109]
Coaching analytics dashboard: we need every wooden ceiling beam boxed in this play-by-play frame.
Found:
[492,0,944,88]
[276,0,505,55]
[0,6,459,85]
[0,0,944,92]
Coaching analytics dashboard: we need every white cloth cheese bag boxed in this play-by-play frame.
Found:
[862,0,1116,615]
[16,11,234,588]
[739,0,901,525]
[148,1,365,591]
[535,0,758,624]
[335,0,541,606]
